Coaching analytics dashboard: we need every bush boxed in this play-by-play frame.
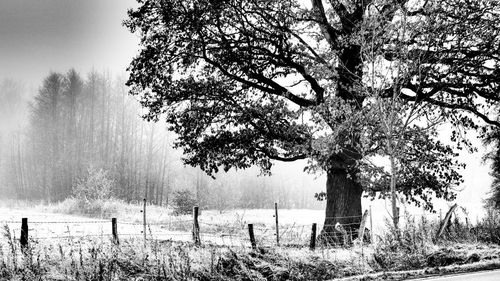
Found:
[67,167,116,216]
[73,167,114,201]
[53,197,120,218]
[431,207,500,244]
[172,189,196,215]
[474,208,500,244]
[373,214,435,271]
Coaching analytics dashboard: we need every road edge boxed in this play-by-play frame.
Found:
[334,259,500,280]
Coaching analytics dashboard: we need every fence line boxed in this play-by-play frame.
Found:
[324,215,364,219]
[30,220,107,224]
[1,220,107,224]
[0,203,453,250]
[2,218,365,249]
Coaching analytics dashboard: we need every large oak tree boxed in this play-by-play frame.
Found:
[125,0,500,238]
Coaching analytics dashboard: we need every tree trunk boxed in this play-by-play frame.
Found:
[321,166,363,245]
[319,41,364,245]
[390,155,399,229]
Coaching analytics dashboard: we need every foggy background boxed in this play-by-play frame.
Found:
[0,0,492,217]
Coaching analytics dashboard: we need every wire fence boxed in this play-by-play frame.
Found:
[0,204,450,251]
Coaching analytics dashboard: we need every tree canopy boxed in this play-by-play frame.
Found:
[125,0,500,215]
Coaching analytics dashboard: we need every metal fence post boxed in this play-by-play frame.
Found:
[143,198,147,243]
[274,202,279,246]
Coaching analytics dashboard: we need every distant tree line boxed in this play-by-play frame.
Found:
[4,70,172,203]
[0,73,325,210]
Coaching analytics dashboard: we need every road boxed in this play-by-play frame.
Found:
[416,269,500,281]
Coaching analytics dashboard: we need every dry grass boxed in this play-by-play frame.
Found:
[43,199,326,227]
[1,225,499,281]
[0,226,374,281]
[371,210,500,273]
[3,200,500,280]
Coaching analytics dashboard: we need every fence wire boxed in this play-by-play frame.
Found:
[1,207,450,249]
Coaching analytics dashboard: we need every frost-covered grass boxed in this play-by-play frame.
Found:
[3,199,500,279]
[28,198,326,226]
[370,209,500,274]
[1,225,500,281]
[43,199,326,242]
[48,197,122,218]
[0,226,372,281]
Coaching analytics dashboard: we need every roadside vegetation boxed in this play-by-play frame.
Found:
[3,168,500,279]
[373,210,500,272]
[1,216,500,280]
[2,200,500,280]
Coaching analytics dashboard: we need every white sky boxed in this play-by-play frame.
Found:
[0,0,139,85]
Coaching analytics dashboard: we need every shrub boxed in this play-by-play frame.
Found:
[432,207,500,244]
[53,197,120,218]
[73,167,114,201]
[373,214,435,271]
[66,167,116,217]
[474,208,500,244]
[172,189,196,215]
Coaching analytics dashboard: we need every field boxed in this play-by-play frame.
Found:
[0,201,373,280]
[0,201,334,248]
[0,200,499,280]
[0,198,450,248]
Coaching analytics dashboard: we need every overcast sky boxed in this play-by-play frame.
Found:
[0,0,138,85]
[0,0,493,217]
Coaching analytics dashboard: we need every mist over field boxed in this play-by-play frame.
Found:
[0,76,329,210]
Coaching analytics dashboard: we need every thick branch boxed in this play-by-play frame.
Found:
[203,54,319,107]
[311,0,340,49]
[249,72,321,107]
[258,148,308,162]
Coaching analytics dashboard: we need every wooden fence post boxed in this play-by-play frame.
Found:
[192,206,201,245]
[248,224,256,249]
[309,223,317,251]
[112,218,119,245]
[20,218,28,249]
[358,210,369,243]
[274,202,279,246]
[436,204,458,239]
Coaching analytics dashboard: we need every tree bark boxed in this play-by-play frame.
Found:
[319,37,364,245]
[321,165,363,245]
